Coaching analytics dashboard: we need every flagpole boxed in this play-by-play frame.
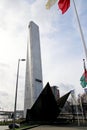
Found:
[75,101,80,126]
[71,90,80,126]
[79,94,85,124]
[72,0,87,61]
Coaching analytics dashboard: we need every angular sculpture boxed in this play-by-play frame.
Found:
[26,83,71,121]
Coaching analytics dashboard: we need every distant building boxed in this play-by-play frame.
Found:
[51,86,60,101]
[80,93,87,103]
[84,88,87,94]
[24,21,43,118]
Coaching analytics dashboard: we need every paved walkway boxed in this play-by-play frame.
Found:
[28,125,87,130]
[0,126,8,130]
[1,125,87,130]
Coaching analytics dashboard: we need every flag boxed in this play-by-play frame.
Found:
[80,72,87,88]
[58,0,70,14]
[80,59,87,88]
[46,0,57,9]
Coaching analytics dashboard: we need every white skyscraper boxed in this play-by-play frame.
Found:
[24,21,43,118]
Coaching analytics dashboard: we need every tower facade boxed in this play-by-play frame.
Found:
[24,21,43,118]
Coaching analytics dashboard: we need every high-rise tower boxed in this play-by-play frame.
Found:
[24,21,43,118]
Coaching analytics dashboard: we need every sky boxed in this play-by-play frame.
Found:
[0,0,87,111]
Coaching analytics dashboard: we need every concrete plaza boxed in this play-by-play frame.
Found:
[28,125,87,130]
[0,125,87,130]
[0,125,8,130]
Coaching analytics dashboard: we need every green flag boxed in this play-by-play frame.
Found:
[80,59,87,88]
[80,74,87,88]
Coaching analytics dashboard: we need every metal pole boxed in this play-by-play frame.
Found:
[71,90,80,126]
[72,0,86,125]
[72,0,87,61]
[79,94,85,124]
[13,59,25,130]
[13,59,20,130]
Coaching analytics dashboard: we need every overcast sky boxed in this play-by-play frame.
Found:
[0,0,87,111]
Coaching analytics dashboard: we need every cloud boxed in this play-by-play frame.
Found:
[0,90,13,111]
[0,0,86,111]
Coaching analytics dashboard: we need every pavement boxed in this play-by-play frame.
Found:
[0,125,87,130]
[0,125,8,130]
[28,125,87,130]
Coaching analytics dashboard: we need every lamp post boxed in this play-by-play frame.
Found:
[13,59,25,130]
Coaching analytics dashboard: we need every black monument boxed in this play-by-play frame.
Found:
[26,82,71,122]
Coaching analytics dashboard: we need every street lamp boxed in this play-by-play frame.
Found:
[13,59,25,129]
